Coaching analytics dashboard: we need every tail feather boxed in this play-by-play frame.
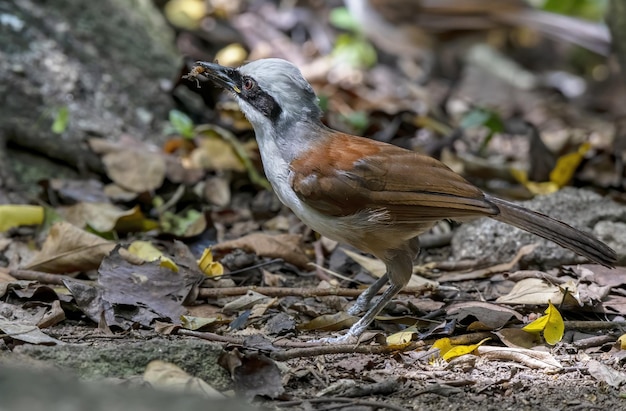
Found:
[498,10,611,56]
[486,194,616,268]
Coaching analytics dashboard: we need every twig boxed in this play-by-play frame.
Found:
[274,397,410,411]
[9,269,81,285]
[197,285,430,299]
[177,329,242,344]
[313,240,332,282]
[269,342,425,361]
[176,328,426,359]
[572,335,617,349]
[564,321,626,331]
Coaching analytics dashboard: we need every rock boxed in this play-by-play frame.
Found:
[452,188,626,268]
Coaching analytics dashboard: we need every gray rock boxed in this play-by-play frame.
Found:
[452,188,626,268]
[0,364,257,411]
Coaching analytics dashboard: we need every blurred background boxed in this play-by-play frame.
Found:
[0,0,624,247]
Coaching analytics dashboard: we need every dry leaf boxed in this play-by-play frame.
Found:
[61,203,157,233]
[24,222,116,273]
[587,360,626,388]
[446,301,523,330]
[222,290,270,313]
[496,278,562,305]
[477,346,562,370]
[128,240,179,272]
[213,233,309,268]
[298,312,358,332]
[342,248,438,287]
[494,328,539,349]
[522,301,565,345]
[144,360,225,399]
[102,150,166,193]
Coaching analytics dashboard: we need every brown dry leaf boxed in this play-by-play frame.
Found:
[143,360,225,399]
[189,134,246,172]
[203,176,231,207]
[36,300,66,328]
[249,297,278,319]
[477,346,562,370]
[298,312,358,332]
[98,248,203,327]
[46,178,109,204]
[60,203,157,233]
[0,267,16,283]
[587,360,626,388]
[262,269,286,287]
[600,295,626,315]
[0,302,64,345]
[495,328,539,349]
[24,222,116,273]
[102,150,166,193]
[575,265,626,288]
[495,278,562,305]
[446,301,524,330]
[217,349,284,399]
[342,248,438,287]
[222,290,270,314]
[103,183,138,201]
[213,233,309,268]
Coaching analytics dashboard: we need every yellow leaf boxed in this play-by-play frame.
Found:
[542,302,565,345]
[549,143,590,188]
[386,327,417,348]
[511,142,590,195]
[522,301,564,345]
[128,240,179,272]
[618,334,626,350]
[197,248,224,277]
[522,314,550,333]
[442,338,491,361]
[510,169,558,195]
[432,337,454,356]
[0,205,45,232]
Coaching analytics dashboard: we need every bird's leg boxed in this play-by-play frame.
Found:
[347,273,389,315]
[347,237,419,316]
[318,282,404,344]
[314,250,413,344]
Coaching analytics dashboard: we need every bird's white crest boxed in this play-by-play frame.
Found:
[238,58,320,122]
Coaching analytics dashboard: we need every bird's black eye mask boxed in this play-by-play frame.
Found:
[190,62,282,123]
[239,75,282,122]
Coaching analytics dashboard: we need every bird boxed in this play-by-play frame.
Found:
[188,58,616,344]
[344,0,611,78]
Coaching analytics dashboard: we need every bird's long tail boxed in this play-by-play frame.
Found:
[485,194,616,267]
[498,10,610,56]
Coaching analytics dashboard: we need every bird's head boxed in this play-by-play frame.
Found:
[197,58,322,131]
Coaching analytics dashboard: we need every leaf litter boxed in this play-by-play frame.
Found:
[1,0,626,409]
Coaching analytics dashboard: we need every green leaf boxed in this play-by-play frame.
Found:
[51,107,69,134]
[168,109,195,139]
[332,33,377,68]
[342,111,369,134]
[460,108,504,152]
[542,0,607,20]
[329,7,360,32]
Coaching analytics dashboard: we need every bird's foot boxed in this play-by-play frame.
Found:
[347,294,376,315]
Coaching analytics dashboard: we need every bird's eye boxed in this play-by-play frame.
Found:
[243,78,255,91]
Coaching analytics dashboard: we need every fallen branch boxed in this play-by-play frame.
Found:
[197,285,432,299]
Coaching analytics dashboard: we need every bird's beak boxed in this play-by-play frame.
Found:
[196,61,242,94]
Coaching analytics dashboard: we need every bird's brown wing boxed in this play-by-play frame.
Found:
[290,133,498,224]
